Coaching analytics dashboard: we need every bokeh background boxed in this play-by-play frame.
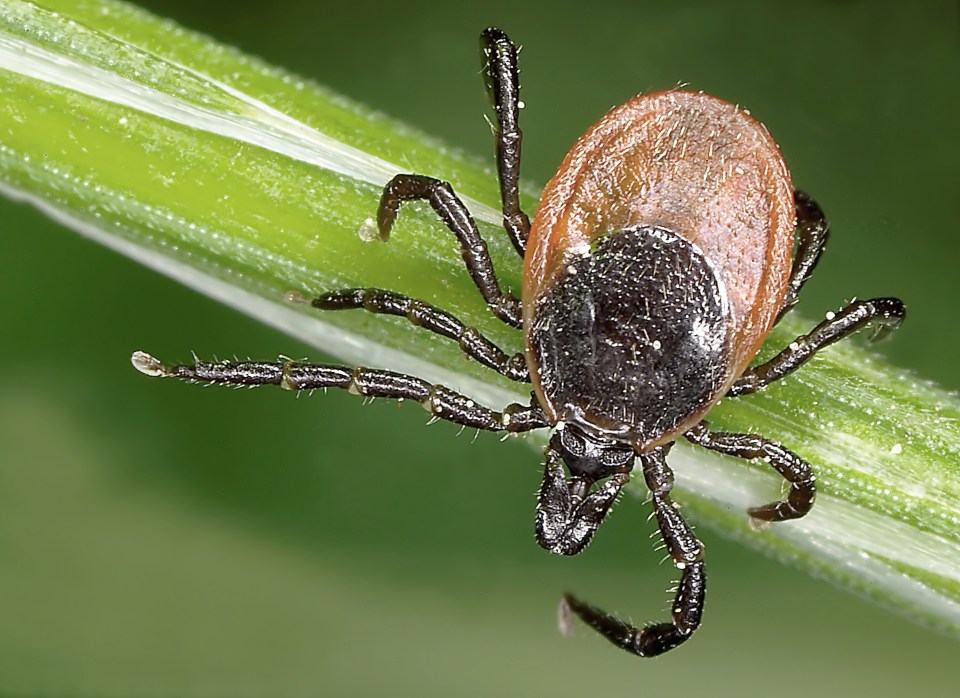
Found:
[1,0,957,695]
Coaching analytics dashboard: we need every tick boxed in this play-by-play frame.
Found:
[132,28,905,657]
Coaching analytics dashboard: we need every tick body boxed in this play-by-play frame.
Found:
[133,28,905,658]
[526,91,795,451]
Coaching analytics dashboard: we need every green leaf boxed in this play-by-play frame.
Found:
[1,0,958,663]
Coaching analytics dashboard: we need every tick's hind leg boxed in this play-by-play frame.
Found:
[131,352,548,433]
[293,288,529,382]
[777,190,830,323]
[685,422,815,524]
[561,449,706,657]
[480,27,530,257]
[377,174,522,328]
[728,297,905,397]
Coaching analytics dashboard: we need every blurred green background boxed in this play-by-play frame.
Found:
[1,0,958,695]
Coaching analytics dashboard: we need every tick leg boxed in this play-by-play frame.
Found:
[130,351,548,434]
[685,422,815,523]
[729,297,905,397]
[561,450,706,657]
[300,288,529,382]
[480,27,530,257]
[776,190,830,323]
[640,451,706,564]
[377,174,522,328]
[535,444,629,555]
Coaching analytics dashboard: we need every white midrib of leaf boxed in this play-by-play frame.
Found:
[1,0,958,636]
[0,31,503,222]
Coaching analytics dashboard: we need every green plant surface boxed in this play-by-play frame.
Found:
[1,1,958,696]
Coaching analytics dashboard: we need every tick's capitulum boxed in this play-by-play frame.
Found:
[132,28,905,657]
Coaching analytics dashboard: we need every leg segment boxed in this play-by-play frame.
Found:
[301,288,529,382]
[685,422,815,523]
[377,174,522,328]
[535,444,629,555]
[729,297,905,397]
[130,351,548,434]
[479,27,530,257]
[561,449,706,657]
[777,190,830,322]
[641,451,706,565]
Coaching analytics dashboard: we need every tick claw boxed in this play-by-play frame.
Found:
[130,350,167,377]
[285,290,310,305]
[557,595,576,638]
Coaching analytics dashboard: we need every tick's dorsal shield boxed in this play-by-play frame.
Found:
[527,225,732,451]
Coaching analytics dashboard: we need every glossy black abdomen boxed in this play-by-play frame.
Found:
[527,225,732,450]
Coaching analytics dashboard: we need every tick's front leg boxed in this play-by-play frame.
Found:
[561,449,706,657]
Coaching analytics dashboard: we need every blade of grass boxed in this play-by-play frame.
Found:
[1,0,958,636]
